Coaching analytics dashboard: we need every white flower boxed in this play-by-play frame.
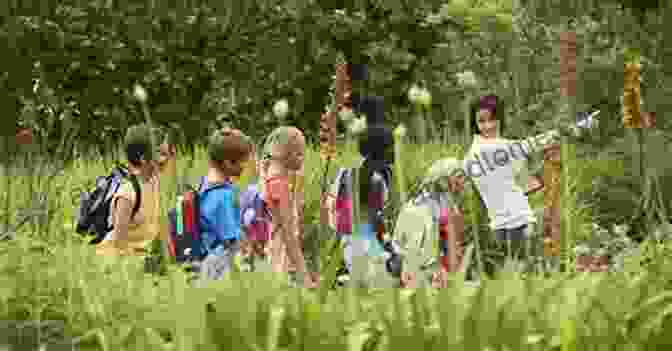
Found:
[456,70,478,88]
[393,124,407,138]
[133,84,148,103]
[408,84,432,107]
[339,108,355,122]
[408,85,422,104]
[348,117,367,135]
[273,99,289,119]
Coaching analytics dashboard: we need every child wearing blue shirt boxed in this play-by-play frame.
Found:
[197,128,253,281]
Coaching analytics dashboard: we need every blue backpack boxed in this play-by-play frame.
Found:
[167,177,236,263]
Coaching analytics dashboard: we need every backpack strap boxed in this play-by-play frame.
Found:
[117,164,142,220]
[199,176,232,194]
[127,175,142,220]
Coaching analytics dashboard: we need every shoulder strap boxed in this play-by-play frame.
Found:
[199,176,232,194]
[117,165,142,220]
[127,174,142,219]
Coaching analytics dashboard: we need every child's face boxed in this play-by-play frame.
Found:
[158,143,175,171]
[440,174,465,193]
[477,109,498,139]
[224,155,250,177]
[275,131,305,171]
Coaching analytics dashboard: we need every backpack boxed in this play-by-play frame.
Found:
[239,183,272,242]
[166,177,235,263]
[393,192,462,273]
[76,165,141,244]
[325,163,391,236]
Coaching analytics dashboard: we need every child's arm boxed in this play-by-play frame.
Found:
[266,175,293,272]
[526,175,544,195]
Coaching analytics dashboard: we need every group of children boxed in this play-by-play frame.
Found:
[93,122,318,287]
[92,92,563,289]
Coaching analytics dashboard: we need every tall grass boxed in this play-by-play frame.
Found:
[2,140,671,350]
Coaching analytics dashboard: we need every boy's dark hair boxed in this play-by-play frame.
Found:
[469,94,505,136]
[124,124,154,166]
[207,128,252,164]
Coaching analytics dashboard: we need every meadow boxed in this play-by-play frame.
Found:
[1,141,672,350]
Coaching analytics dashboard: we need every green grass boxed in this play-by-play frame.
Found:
[1,142,672,350]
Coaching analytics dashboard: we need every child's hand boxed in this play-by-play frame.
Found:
[543,143,561,163]
[401,271,416,288]
[431,270,449,288]
[526,175,544,195]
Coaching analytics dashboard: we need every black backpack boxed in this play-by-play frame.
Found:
[76,165,142,244]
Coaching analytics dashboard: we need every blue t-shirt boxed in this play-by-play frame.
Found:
[199,181,241,256]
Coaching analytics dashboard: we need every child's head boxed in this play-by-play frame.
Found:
[124,124,157,173]
[264,126,305,171]
[424,158,466,193]
[207,127,253,177]
[470,94,504,139]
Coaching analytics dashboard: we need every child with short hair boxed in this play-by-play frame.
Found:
[96,124,162,256]
[196,127,253,281]
[260,126,316,288]
[394,158,465,288]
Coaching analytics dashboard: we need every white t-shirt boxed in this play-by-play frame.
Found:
[464,135,539,230]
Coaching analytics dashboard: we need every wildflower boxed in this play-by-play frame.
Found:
[133,84,148,103]
[408,85,431,107]
[408,85,422,104]
[623,61,642,127]
[273,99,289,119]
[456,70,478,88]
[348,117,367,135]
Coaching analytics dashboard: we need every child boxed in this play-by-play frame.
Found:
[465,94,557,262]
[327,96,398,287]
[259,126,316,288]
[196,127,253,281]
[394,158,465,288]
[96,124,162,256]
